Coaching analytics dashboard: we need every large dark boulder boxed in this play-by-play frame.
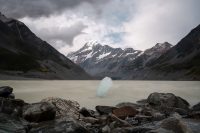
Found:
[192,102,200,111]
[0,97,25,116]
[0,113,29,133]
[0,86,13,98]
[147,92,190,110]
[79,107,95,117]
[30,117,89,133]
[23,102,56,122]
[95,105,117,115]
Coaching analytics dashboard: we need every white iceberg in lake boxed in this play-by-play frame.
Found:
[96,77,113,97]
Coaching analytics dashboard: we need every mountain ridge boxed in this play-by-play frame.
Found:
[67,41,172,79]
[0,12,91,79]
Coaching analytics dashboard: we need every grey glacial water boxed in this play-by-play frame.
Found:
[0,80,200,109]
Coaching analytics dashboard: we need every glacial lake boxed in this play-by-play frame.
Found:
[0,81,200,109]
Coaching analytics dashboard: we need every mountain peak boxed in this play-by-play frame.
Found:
[155,42,173,48]
[84,41,100,47]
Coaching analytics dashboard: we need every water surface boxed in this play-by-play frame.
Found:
[0,81,199,109]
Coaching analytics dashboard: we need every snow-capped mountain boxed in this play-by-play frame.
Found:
[67,41,172,79]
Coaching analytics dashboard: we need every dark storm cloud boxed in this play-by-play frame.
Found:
[0,0,108,18]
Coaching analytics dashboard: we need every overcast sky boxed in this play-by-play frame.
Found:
[1,0,200,54]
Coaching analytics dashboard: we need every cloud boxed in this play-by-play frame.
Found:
[20,14,88,50]
[122,0,200,50]
[1,0,200,54]
[0,0,109,18]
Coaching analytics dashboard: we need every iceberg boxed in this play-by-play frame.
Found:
[96,77,113,97]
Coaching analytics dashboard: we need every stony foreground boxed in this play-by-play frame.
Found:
[0,86,199,133]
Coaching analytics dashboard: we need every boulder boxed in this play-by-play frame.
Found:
[79,107,95,117]
[188,111,200,119]
[41,97,80,119]
[116,102,141,109]
[0,113,29,133]
[192,102,200,111]
[0,97,25,116]
[96,105,117,115]
[112,106,139,119]
[0,86,13,98]
[30,117,89,133]
[147,93,189,110]
[160,117,193,133]
[23,102,56,122]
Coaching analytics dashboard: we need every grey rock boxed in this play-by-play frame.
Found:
[160,117,193,133]
[30,117,89,133]
[79,107,95,117]
[41,97,80,119]
[0,97,25,116]
[81,117,99,124]
[192,102,200,111]
[0,86,13,98]
[0,113,29,133]
[147,93,189,110]
[96,105,117,115]
[116,102,141,109]
[8,93,15,99]
[23,102,56,122]
[102,125,111,133]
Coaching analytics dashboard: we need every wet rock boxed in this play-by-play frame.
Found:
[152,112,166,121]
[111,127,129,133]
[8,93,15,99]
[0,113,29,133]
[96,105,117,115]
[80,107,95,117]
[81,117,99,124]
[112,106,139,119]
[174,108,188,116]
[188,111,200,119]
[135,115,153,124]
[0,86,13,98]
[0,97,25,116]
[23,102,56,122]
[111,127,151,133]
[181,118,200,133]
[30,117,89,133]
[147,93,189,110]
[160,117,193,133]
[41,97,80,119]
[192,102,200,111]
[137,99,148,105]
[102,125,111,133]
[116,102,141,109]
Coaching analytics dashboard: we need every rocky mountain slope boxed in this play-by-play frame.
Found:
[125,24,200,80]
[0,12,91,79]
[67,41,172,79]
[68,24,200,80]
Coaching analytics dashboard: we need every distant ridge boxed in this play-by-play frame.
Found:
[67,41,172,79]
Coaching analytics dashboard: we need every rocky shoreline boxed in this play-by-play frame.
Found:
[0,86,199,133]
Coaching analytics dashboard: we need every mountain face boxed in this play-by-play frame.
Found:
[0,12,91,79]
[67,41,142,79]
[67,41,172,79]
[124,24,200,80]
